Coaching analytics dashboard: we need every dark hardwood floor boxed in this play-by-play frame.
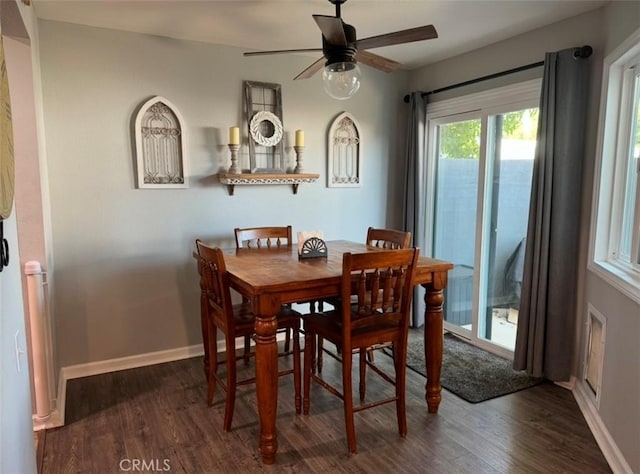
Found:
[41,338,611,473]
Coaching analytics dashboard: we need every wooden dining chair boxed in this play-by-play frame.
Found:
[365,227,412,250]
[234,225,296,360]
[302,248,419,454]
[317,227,412,372]
[234,225,292,249]
[196,239,302,431]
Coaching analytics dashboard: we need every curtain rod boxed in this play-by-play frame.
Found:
[403,44,593,103]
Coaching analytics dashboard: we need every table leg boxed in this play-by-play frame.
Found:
[423,271,447,414]
[254,312,279,464]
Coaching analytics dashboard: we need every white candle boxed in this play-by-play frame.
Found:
[295,129,304,147]
[229,126,240,145]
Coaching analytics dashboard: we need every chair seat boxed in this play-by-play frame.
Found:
[231,302,301,331]
[277,304,304,324]
[304,311,401,345]
[231,302,256,329]
[321,296,342,309]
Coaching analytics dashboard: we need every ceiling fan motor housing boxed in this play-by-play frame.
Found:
[244,0,437,82]
[323,23,357,66]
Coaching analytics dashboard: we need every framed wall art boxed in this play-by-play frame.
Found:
[327,111,361,188]
[133,96,187,189]
[243,81,286,173]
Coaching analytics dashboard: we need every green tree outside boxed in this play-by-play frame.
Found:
[439,108,539,159]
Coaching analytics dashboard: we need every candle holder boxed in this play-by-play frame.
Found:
[294,145,305,174]
[227,144,240,174]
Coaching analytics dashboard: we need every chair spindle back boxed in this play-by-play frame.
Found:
[234,225,293,249]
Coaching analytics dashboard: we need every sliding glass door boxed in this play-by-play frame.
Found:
[432,115,481,339]
[427,84,539,354]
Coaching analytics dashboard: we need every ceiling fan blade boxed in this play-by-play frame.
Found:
[244,48,322,57]
[313,14,347,46]
[357,25,438,50]
[294,57,326,80]
[356,50,402,73]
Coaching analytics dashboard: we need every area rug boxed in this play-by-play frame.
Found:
[396,333,545,403]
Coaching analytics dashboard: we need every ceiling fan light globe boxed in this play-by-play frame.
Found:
[322,62,361,100]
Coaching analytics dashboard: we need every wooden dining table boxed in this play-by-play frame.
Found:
[213,240,453,464]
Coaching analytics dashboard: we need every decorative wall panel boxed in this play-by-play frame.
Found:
[327,112,361,188]
[134,96,187,189]
[243,81,285,173]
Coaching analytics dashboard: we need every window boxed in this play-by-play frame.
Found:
[618,71,640,264]
[591,29,640,301]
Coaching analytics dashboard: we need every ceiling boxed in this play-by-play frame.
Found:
[32,0,608,70]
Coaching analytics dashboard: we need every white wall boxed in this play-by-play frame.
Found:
[0,2,38,472]
[6,29,49,415]
[0,208,36,474]
[583,2,640,471]
[36,20,408,368]
[408,3,640,472]
[408,8,605,99]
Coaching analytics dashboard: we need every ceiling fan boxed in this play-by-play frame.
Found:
[243,0,438,99]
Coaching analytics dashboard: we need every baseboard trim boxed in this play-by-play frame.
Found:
[554,379,574,391]
[52,343,205,426]
[573,379,633,474]
[32,409,63,431]
[61,344,205,381]
[53,335,279,427]
[32,372,67,431]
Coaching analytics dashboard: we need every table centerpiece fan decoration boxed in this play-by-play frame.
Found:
[297,231,327,259]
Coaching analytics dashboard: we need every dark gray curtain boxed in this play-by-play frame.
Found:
[402,92,428,327]
[513,47,590,380]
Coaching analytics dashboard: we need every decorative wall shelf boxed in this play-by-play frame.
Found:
[218,173,319,195]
